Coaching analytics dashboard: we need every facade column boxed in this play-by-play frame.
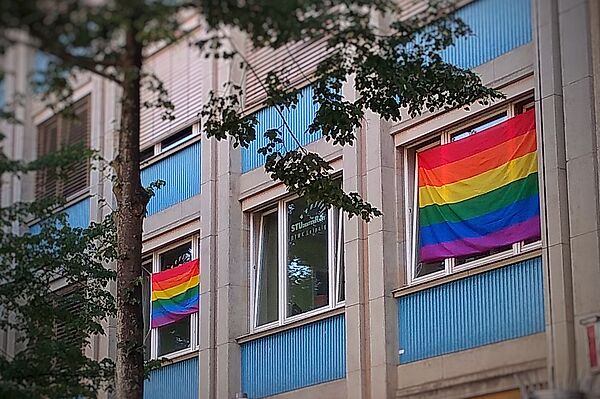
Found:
[533,0,577,388]
[534,0,600,388]
[363,111,400,399]
[201,29,247,399]
[343,74,370,399]
[556,0,600,383]
[199,52,219,398]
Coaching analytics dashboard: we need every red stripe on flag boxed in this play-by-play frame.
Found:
[151,259,199,286]
[419,109,536,171]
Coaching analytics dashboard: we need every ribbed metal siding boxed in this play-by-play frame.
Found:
[241,314,346,398]
[440,0,532,70]
[141,142,201,216]
[398,257,544,364]
[241,85,321,173]
[144,356,198,399]
[29,197,90,234]
[64,198,91,229]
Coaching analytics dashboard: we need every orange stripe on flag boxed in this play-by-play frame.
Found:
[419,129,537,188]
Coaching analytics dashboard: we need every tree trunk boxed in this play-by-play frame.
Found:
[113,23,147,399]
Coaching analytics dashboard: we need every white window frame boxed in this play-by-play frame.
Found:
[250,197,345,333]
[141,122,200,162]
[404,100,542,286]
[146,235,200,360]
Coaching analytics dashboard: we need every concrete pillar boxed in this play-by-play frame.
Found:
[556,0,600,382]
[200,30,247,399]
[343,75,370,399]
[363,111,400,399]
[199,132,218,399]
[533,0,578,388]
[214,136,246,399]
[534,0,600,388]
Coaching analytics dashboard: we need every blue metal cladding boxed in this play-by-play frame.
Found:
[241,314,346,398]
[241,85,321,173]
[144,356,198,399]
[398,257,545,364]
[64,197,91,229]
[29,197,90,234]
[439,0,532,70]
[141,141,201,216]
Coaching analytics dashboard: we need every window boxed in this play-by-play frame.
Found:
[251,196,344,330]
[36,95,90,200]
[404,100,541,284]
[143,237,199,359]
[140,124,198,163]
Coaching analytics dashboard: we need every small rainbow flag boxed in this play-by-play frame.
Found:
[418,109,540,263]
[151,259,199,328]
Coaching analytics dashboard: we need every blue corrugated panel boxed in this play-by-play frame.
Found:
[141,141,201,216]
[29,197,91,234]
[64,197,91,229]
[241,314,346,398]
[144,356,198,399]
[439,0,532,70]
[398,257,544,364]
[241,85,321,173]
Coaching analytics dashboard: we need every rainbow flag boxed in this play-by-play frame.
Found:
[418,109,540,263]
[151,259,200,328]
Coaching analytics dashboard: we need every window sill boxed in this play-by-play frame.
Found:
[393,249,542,298]
[236,306,345,344]
[155,347,198,364]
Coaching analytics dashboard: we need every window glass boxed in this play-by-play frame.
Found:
[140,147,155,163]
[161,126,193,152]
[160,242,192,271]
[256,211,279,326]
[286,197,329,317]
[157,316,191,356]
[451,114,507,142]
[335,210,345,302]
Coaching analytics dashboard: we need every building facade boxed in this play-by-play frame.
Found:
[1,0,600,398]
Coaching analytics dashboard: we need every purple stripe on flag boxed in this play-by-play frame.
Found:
[151,304,199,328]
[420,216,541,262]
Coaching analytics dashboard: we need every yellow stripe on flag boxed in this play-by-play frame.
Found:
[152,275,199,301]
[419,151,538,208]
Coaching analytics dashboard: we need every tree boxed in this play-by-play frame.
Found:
[0,0,502,397]
[0,144,116,398]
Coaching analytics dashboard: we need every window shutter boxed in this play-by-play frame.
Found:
[35,95,90,200]
[36,117,59,199]
[140,32,205,149]
[62,96,90,198]
[53,290,84,347]
[243,38,327,111]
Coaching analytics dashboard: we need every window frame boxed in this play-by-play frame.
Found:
[250,196,345,333]
[144,235,200,360]
[404,100,542,286]
[140,122,200,164]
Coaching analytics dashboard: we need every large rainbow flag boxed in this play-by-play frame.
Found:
[418,109,540,263]
[151,259,200,328]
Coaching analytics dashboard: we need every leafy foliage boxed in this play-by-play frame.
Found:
[0,149,117,398]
